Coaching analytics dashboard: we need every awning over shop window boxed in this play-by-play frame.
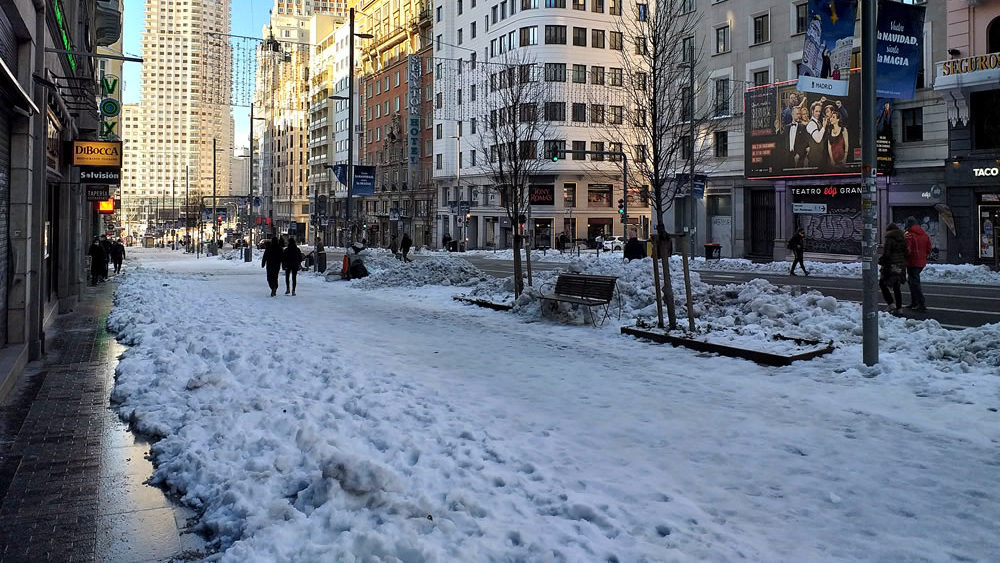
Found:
[0,57,38,116]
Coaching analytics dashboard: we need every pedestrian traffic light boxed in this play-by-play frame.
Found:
[617,199,625,215]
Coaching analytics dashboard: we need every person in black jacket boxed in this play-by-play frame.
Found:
[400,233,414,262]
[109,239,126,274]
[787,228,809,276]
[99,235,113,280]
[261,236,283,296]
[623,234,646,261]
[282,236,303,295]
[87,237,107,286]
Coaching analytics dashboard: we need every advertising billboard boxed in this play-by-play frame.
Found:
[797,0,857,96]
[790,184,863,255]
[745,75,860,179]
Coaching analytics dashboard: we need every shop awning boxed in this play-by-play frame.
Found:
[0,57,39,116]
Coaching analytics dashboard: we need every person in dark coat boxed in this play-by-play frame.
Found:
[109,239,126,274]
[787,227,809,276]
[99,235,113,280]
[282,236,303,295]
[878,223,908,313]
[400,233,414,262]
[261,236,283,296]
[389,234,400,260]
[623,234,646,261]
[87,237,107,286]
[904,216,933,311]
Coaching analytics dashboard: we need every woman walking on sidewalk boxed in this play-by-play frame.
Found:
[282,236,303,295]
[261,236,283,296]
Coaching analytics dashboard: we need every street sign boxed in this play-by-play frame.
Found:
[793,203,828,214]
[80,167,121,184]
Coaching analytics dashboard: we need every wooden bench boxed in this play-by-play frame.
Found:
[539,273,621,327]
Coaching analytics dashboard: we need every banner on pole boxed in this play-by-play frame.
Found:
[797,0,858,96]
[875,0,926,100]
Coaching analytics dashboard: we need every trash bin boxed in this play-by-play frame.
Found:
[704,243,722,260]
[448,240,459,252]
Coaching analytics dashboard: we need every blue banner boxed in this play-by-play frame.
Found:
[332,164,347,186]
[876,0,925,99]
[353,165,375,196]
[798,0,858,96]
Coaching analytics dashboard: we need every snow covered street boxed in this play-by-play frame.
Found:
[107,248,999,561]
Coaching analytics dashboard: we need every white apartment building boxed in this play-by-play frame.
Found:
[431,0,651,250]
[121,0,234,242]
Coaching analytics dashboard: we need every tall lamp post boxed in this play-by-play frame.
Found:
[451,134,464,250]
[345,8,373,248]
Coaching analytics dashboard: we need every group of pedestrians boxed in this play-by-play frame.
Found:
[879,216,932,313]
[388,233,414,262]
[261,236,303,297]
[87,235,126,285]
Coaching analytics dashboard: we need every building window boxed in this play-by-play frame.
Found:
[635,144,648,162]
[795,3,808,34]
[682,36,694,62]
[520,26,537,45]
[714,131,729,157]
[572,102,587,122]
[682,86,693,121]
[520,140,538,159]
[436,6,441,21]
[752,14,770,45]
[563,183,577,205]
[471,21,477,38]
[753,69,770,87]
[610,31,623,50]
[588,183,611,205]
[545,25,567,44]
[636,2,647,21]
[592,0,603,13]
[590,104,605,123]
[681,135,692,160]
[573,0,584,10]
[545,102,566,121]
[572,141,586,160]
[520,103,538,122]
[590,66,605,85]
[634,108,646,126]
[681,0,694,13]
[436,123,443,139]
[458,0,463,14]
[635,72,647,90]
[573,27,587,46]
[634,36,648,55]
[545,0,565,7]
[436,153,443,169]
[609,67,623,86]
[609,105,623,124]
[592,29,605,48]
[609,0,620,15]
[544,62,567,81]
[716,25,730,53]
[521,0,537,9]
[901,108,923,142]
[714,78,730,116]
[572,64,587,83]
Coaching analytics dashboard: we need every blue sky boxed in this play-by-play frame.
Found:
[121,0,273,149]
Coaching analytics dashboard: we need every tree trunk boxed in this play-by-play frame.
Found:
[512,232,524,297]
[651,237,664,328]
[659,234,677,330]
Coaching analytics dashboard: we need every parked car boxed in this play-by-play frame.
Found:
[602,236,627,251]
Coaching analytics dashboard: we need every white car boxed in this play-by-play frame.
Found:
[602,236,627,251]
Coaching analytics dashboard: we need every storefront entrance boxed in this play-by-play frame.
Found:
[748,189,775,258]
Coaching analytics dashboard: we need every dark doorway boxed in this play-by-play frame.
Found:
[748,189,775,257]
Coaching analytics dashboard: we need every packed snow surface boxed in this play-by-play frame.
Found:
[107,247,999,562]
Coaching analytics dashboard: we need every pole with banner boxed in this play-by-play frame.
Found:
[862,0,878,366]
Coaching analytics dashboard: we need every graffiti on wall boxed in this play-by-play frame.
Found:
[791,185,863,255]
[893,207,941,261]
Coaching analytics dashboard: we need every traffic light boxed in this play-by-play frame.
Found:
[465,213,472,221]
[617,199,625,215]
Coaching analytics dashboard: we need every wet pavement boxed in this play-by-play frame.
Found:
[0,280,208,562]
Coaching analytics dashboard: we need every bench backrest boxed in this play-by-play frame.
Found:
[553,274,617,300]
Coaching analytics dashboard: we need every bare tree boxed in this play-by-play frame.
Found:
[471,50,554,297]
[608,0,725,329]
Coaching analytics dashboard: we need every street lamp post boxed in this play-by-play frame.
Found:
[451,134,463,250]
[346,8,373,249]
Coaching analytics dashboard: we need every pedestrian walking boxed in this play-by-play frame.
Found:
[400,233,414,262]
[878,223,907,314]
[282,236,303,295]
[787,227,809,276]
[904,216,932,311]
[109,238,126,274]
[261,236,283,297]
[87,237,107,286]
[99,235,113,280]
[389,234,400,260]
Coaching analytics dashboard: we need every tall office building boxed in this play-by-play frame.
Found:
[121,0,234,239]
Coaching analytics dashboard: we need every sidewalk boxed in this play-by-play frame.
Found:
[0,279,207,562]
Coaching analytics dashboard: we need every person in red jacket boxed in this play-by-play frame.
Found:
[903,216,932,311]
